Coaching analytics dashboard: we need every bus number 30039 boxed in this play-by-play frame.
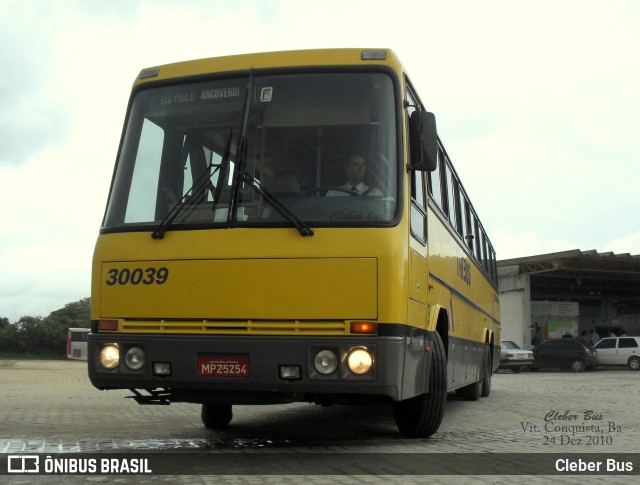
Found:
[105,267,169,286]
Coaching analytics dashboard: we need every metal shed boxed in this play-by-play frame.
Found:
[497,249,640,349]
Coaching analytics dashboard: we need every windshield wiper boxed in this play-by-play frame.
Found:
[152,132,233,240]
[241,171,314,237]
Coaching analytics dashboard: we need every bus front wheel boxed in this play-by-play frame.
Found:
[392,332,447,438]
[201,403,233,429]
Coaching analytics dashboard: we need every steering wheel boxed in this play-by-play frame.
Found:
[305,186,362,196]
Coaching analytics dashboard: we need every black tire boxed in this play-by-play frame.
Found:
[458,376,481,401]
[628,356,640,370]
[481,347,492,398]
[392,332,447,438]
[570,359,586,373]
[457,346,488,401]
[201,403,233,429]
[512,366,522,374]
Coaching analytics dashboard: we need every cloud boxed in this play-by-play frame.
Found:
[603,231,640,256]
[1,0,639,322]
[494,227,640,260]
[491,227,581,261]
[0,142,107,320]
[0,3,72,166]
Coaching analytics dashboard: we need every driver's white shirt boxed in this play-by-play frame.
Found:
[326,182,382,197]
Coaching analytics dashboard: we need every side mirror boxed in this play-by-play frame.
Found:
[409,111,438,172]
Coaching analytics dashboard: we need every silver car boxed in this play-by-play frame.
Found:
[499,340,534,373]
[593,337,640,370]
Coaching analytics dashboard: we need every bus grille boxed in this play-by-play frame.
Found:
[115,320,350,336]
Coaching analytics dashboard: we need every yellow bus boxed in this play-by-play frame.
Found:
[88,49,500,437]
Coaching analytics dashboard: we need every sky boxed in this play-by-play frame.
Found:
[0,0,639,322]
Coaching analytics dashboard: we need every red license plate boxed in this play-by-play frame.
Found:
[197,356,250,377]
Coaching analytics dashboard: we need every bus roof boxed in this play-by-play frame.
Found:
[134,49,403,87]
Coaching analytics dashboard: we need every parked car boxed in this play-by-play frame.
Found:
[530,338,598,372]
[593,337,640,370]
[499,340,534,373]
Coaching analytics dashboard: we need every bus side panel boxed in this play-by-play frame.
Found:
[426,209,499,391]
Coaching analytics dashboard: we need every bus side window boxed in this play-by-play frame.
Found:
[482,232,490,273]
[449,175,462,237]
[473,216,482,261]
[412,169,425,208]
[464,200,474,251]
[489,243,497,281]
[440,160,450,219]
[428,148,444,210]
[445,166,456,230]
[410,170,426,243]
[406,82,426,244]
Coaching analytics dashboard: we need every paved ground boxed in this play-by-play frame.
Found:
[0,360,638,484]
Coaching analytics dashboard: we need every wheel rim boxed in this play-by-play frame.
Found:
[630,358,640,370]
[572,360,584,372]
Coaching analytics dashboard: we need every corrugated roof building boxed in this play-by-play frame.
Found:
[497,249,640,348]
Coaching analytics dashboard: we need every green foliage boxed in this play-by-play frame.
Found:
[47,297,91,327]
[0,298,91,356]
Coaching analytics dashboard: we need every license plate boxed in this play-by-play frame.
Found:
[198,356,250,377]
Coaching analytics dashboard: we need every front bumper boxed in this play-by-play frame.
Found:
[499,358,534,369]
[88,333,420,403]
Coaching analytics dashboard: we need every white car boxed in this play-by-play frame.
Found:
[499,340,534,373]
[593,337,640,370]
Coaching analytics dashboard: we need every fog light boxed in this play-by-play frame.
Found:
[153,362,172,376]
[279,365,301,380]
[100,344,119,370]
[314,350,338,375]
[347,348,373,375]
[125,346,145,370]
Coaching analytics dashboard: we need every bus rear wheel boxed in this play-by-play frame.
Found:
[457,377,481,401]
[201,403,233,429]
[481,347,492,397]
[457,346,490,400]
[392,332,447,438]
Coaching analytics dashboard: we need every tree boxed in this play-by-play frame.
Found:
[46,297,91,328]
[0,322,22,352]
[0,298,91,356]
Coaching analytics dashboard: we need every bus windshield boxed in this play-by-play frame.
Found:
[103,71,399,232]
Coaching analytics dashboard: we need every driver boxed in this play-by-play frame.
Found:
[326,154,382,196]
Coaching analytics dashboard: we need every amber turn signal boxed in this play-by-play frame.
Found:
[350,322,377,334]
[99,319,119,332]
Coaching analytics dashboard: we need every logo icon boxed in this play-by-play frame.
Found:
[260,87,273,102]
[7,455,39,474]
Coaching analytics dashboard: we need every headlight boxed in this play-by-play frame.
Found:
[347,348,373,375]
[100,344,119,370]
[314,350,338,375]
[125,346,145,370]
